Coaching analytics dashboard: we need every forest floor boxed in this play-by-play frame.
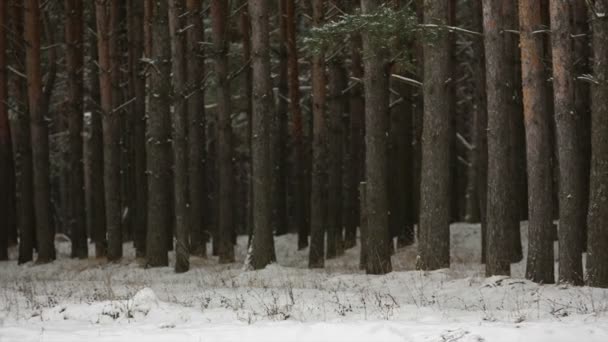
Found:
[1,223,608,341]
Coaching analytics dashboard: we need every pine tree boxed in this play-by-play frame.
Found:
[483,0,515,276]
[550,0,585,285]
[0,0,14,261]
[417,0,451,271]
[211,0,235,264]
[169,0,190,272]
[309,0,327,269]
[249,0,276,269]
[25,0,55,263]
[361,0,392,274]
[64,0,87,259]
[520,0,555,284]
[146,0,172,267]
[96,0,122,261]
[285,0,308,250]
[127,0,147,258]
[587,0,608,288]
[187,0,207,258]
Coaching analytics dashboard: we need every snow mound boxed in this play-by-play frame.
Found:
[131,287,160,314]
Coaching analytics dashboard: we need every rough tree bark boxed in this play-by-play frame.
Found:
[24,0,54,263]
[361,0,392,274]
[309,0,327,269]
[550,0,585,285]
[248,0,276,269]
[187,0,207,257]
[327,47,346,259]
[87,2,107,258]
[587,0,608,288]
[519,0,555,284]
[64,0,87,259]
[285,0,307,250]
[128,0,147,258]
[472,0,488,265]
[483,0,515,276]
[0,0,14,261]
[96,0,122,261]
[417,0,451,271]
[211,0,234,264]
[146,0,172,267]
[276,0,289,237]
[169,0,190,272]
[345,32,365,250]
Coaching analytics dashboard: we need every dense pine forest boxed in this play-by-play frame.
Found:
[1,1,608,340]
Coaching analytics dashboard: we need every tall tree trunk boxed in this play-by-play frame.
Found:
[24,0,54,263]
[417,0,451,271]
[65,0,87,259]
[345,32,364,250]
[239,1,253,247]
[483,0,516,276]
[96,0,122,261]
[504,0,524,264]
[309,0,327,269]
[550,0,585,285]
[211,0,234,264]
[11,1,35,264]
[361,0,392,275]
[587,0,608,288]
[128,0,147,258]
[275,0,289,237]
[248,0,276,269]
[574,0,591,254]
[471,0,488,265]
[187,0,207,257]
[519,0,555,284]
[87,2,107,258]
[327,50,346,259]
[285,0,307,250]
[146,0,172,267]
[0,0,14,261]
[169,0,190,272]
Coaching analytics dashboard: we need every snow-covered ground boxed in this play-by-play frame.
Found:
[2,223,608,341]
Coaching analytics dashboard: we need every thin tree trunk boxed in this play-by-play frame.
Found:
[187,0,207,257]
[417,0,451,271]
[345,32,364,250]
[0,0,14,261]
[127,0,147,258]
[25,0,54,263]
[471,0,487,265]
[96,0,122,261]
[64,0,87,259]
[276,0,289,237]
[11,1,35,264]
[504,0,524,264]
[550,0,585,285]
[169,0,190,272]
[573,0,591,254]
[285,0,307,250]
[239,1,253,247]
[327,51,346,258]
[309,0,327,269]
[146,0,172,267]
[587,0,608,288]
[361,0,392,275]
[248,0,276,269]
[211,0,234,264]
[483,0,514,276]
[519,0,555,284]
[87,2,107,258]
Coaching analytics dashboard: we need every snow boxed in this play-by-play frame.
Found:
[1,223,608,341]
